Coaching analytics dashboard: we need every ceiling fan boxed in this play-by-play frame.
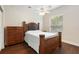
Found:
[37,5,53,16]
[28,5,61,16]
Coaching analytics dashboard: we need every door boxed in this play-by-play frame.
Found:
[0,6,4,51]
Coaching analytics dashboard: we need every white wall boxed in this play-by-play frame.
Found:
[63,6,79,46]
[3,5,43,30]
[43,6,79,46]
[43,13,50,31]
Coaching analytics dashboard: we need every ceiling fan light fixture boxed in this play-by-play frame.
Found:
[39,12,45,16]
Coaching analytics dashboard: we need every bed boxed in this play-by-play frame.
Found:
[22,21,62,54]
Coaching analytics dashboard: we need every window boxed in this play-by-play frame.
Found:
[51,15,63,32]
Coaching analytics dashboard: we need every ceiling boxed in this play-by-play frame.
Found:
[3,5,61,10]
[3,5,61,15]
[27,5,61,10]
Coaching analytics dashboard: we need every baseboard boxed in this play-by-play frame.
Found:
[0,49,1,51]
[0,46,4,51]
[62,40,79,47]
[0,48,3,51]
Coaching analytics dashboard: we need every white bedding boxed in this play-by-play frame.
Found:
[24,30,58,53]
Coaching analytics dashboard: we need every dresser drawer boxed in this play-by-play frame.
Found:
[4,26,24,46]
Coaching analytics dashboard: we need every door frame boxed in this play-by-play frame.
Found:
[0,6,4,50]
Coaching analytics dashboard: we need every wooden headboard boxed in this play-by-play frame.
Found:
[22,21,39,32]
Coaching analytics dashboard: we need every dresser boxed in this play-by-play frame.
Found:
[4,26,24,46]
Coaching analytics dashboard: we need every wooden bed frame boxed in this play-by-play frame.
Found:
[22,21,62,54]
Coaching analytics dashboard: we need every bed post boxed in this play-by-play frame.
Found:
[22,21,28,32]
[39,35,46,54]
[58,32,62,48]
[22,21,25,32]
[38,23,39,30]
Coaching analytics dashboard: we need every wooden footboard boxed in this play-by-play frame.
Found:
[39,35,46,54]
[39,32,62,54]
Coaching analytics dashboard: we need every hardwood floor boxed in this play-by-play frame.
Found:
[0,43,37,54]
[0,42,79,54]
[53,42,79,54]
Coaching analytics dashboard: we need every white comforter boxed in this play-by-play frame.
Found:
[24,30,58,53]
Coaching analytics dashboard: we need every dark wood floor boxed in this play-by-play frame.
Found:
[0,42,79,54]
[53,42,79,54]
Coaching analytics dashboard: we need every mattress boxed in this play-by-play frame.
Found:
[24,30,58,53]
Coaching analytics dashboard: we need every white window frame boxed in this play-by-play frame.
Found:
[50,14,63,32]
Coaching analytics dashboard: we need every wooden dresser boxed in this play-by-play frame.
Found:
[4,26,24,46]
